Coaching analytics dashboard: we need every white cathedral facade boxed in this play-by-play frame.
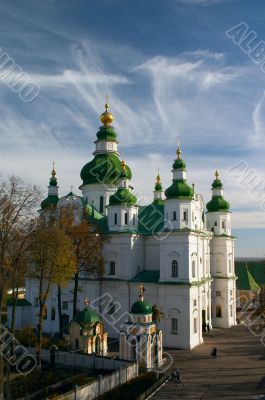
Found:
[23,103,237,350]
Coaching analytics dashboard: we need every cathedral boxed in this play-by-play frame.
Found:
[23,102,237,350]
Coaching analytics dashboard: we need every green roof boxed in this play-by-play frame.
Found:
[41,194,59,210]
[235,260,265,289]
[206,195,230,212]
[155,182,163,191]
[212,178,223,189]
[172,158,186,170]
[131,299,152,315]
[109,187,137,206]
[165,179,194,200]
[7,299,31,307]
[80,153,132,186]
[131,270,160,283]
[138,203,164,234]
[49,176,57,186]
[96,125,117,141]
[74,306,100,326]
[236,264,260,291]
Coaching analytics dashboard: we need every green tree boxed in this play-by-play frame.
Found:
[0,175,41,400]
[65,217,105,319]
[28,218,76,368]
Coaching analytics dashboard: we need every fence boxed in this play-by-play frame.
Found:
[27,347,134,371]
[26,348,138,400]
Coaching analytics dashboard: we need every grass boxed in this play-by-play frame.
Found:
[7,364,106,399]
[97,372,160,400]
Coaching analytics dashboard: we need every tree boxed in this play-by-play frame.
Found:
[28,218,76,368]
[0,175,41,400]
[64,217,105,320]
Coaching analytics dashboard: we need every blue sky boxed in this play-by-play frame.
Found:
[1,0,265,256]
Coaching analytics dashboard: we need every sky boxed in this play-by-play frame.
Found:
[1,0,265,256]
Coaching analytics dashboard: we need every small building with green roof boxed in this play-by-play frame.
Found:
[67,300,108,355]
[119,286,163,370]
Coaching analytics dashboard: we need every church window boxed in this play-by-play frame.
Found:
[62,301,68,310]
[192,260,196,278]
[216,305,222,318]
[183,211,188,222]
[216,291,221,297]
[34,297,39,307]
[110,261,116,275]
[193,299,197,307]
[214,221,217,226]
[222,220,225,229]
[173,211,177,221]
[107,302,115,314]
[133,214,135,225]
[230,305,233,317]
[229,259,232,273]
[216,259,221,273]
[171,318,178,334]
[230,290,233,296]
[171,260,178,277]
[124,213,128,225]
[114,213,117,225]
[100,196,104,213]
[51,307,56,321]
[193,318,197,333]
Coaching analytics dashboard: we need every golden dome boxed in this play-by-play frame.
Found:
[51,162,56,177]
[176,146,182,159]
[156,174,161,184]
[100,102,113,126]
[215,169,220,179]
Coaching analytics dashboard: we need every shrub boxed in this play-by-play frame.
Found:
[15,326,37,347]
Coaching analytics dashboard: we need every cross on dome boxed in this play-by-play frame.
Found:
[51,161,56,177]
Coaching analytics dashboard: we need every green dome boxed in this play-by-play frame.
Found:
[41,195,59,210]
[96,126,117,141]
[173,158,186,170]
[81,153,132,186]
[155,182,162,191]
[49,176,57,187]
[165,180,194,199]
[74,306,100,326]
[206,195,230,212]
[212,178,223,189]
[109,187,137,206]
[131,300,152,315]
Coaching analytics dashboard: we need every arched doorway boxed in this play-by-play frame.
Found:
[130,339,137,360]
[95,335,101,355]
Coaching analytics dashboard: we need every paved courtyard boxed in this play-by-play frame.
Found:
[152,325,265,400]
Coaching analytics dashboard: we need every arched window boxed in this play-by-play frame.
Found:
[229,259,232,273]
[172,260,178,277]
[216,305,222,318]
[216,259,221,273]
[171,318,178,334]
[192,260,196,278]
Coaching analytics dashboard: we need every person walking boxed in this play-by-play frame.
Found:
[206,322,210,333]
[211,347,217,357]
[176,369,184,386]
